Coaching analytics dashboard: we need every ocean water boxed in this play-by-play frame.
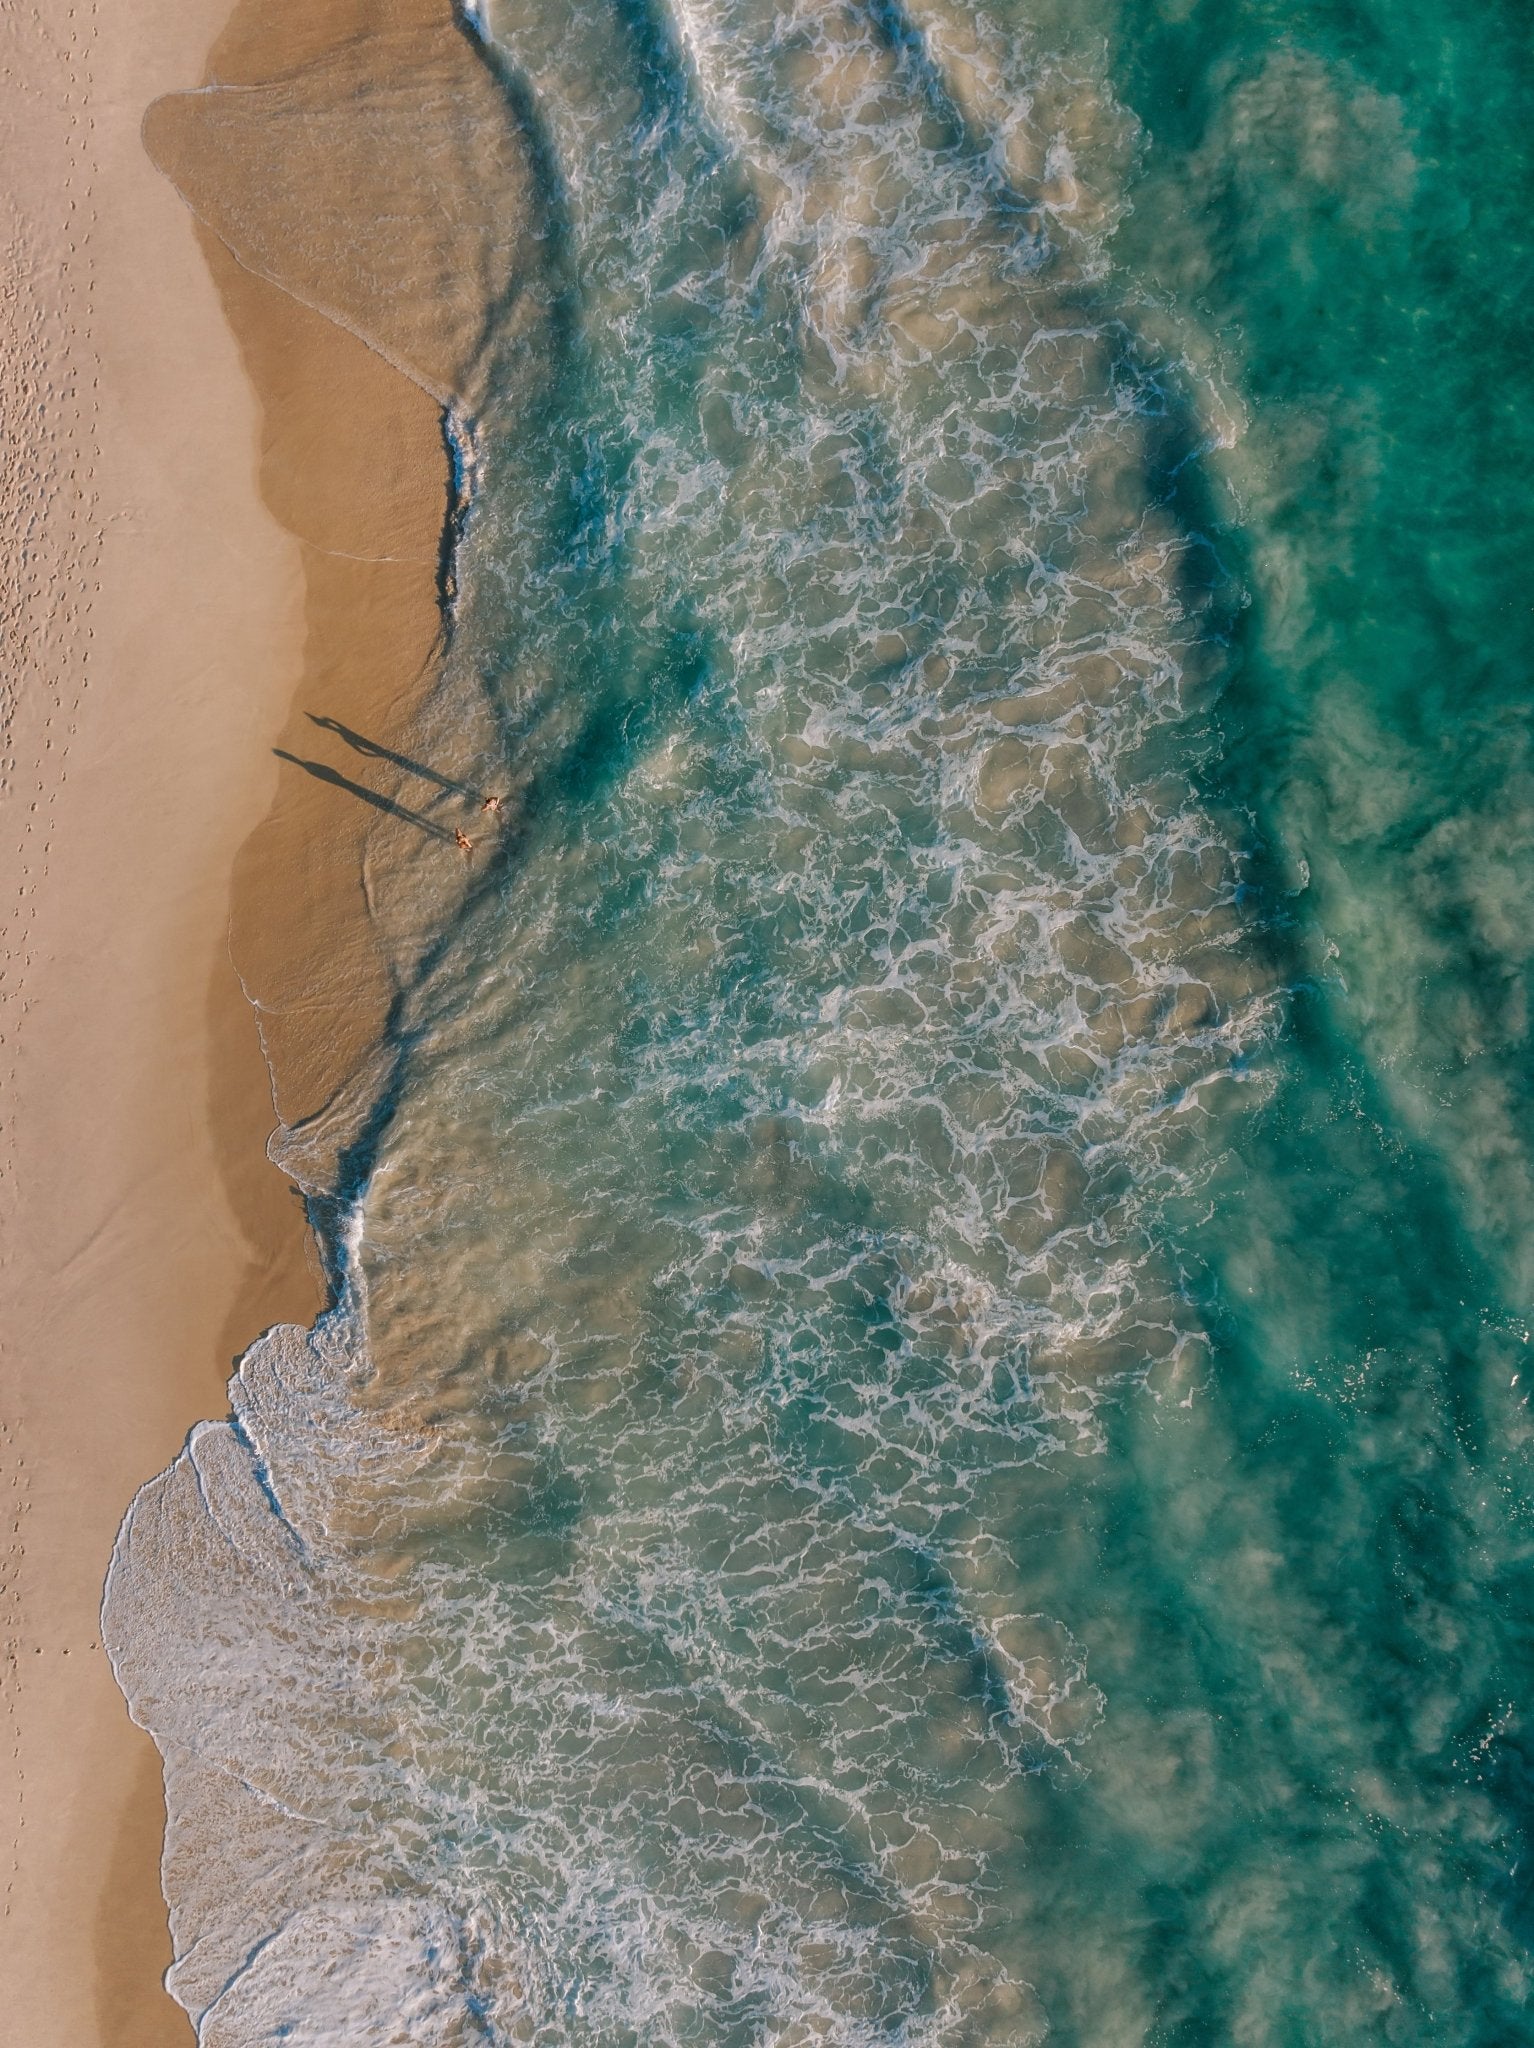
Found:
[104,1,1534,2042]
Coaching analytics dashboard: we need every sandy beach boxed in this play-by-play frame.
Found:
[8,0,1521,2038]
[0,0,458,2038]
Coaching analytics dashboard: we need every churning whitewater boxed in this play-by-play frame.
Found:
[108,1,1276,2040]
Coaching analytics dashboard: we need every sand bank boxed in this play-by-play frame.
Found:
[0,0,499,2038]
[147,0,536,1132]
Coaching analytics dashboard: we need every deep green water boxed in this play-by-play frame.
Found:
[999,1,1534,2036]
[107,2,1534,2041]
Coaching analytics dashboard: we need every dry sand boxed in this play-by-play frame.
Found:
[0,0,503,2039]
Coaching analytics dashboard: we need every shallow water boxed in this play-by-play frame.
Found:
[106,1,1534,2041]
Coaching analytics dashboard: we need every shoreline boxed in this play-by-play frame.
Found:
[0,0,454,2039]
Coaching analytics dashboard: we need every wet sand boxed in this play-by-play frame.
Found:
[0,0,458,2039]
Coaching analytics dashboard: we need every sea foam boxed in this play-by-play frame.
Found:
[107,0,1272,2039]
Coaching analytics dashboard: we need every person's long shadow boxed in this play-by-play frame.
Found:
[273,750,454,841]
[307,715,478,801]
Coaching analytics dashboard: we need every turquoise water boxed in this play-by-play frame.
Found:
[106,1,1534,2041]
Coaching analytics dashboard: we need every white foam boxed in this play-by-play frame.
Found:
[107,0,1273,2037]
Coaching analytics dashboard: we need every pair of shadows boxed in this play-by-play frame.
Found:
[275,715,484,842]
